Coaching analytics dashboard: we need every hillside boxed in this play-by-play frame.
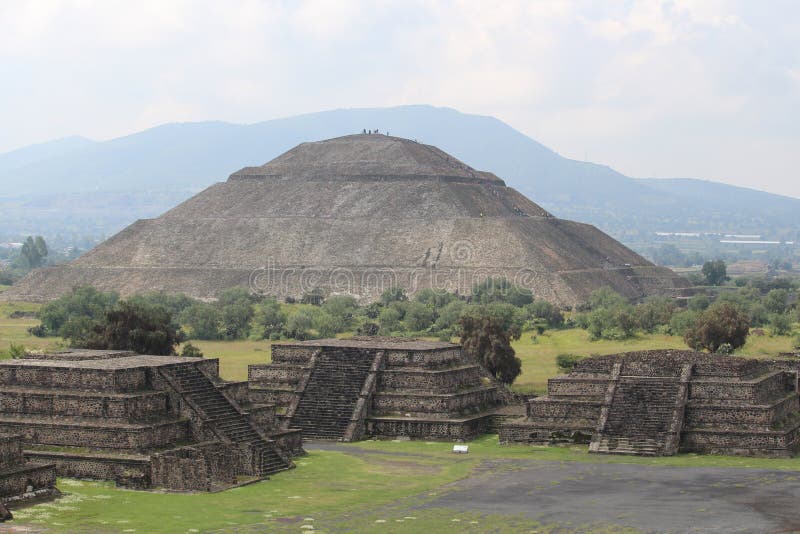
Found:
[1,105,798,249]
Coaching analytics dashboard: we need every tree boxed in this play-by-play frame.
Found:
[251,299,286,339]
[20,236,48,268]
[413,288,458,310]
[769,312,793,336]
[434,300,466,332]
[221,300,254,339]
[472,277,533,307]
[321,295,359,332]
[179,303,223,340]
[764,289,789,315]
[637,296,676,333]
[38,285,118,338]
[525,300,565,329]
[378,306,402,334]
[669,310,699,336]
[702,260,729,286]
[312,309,338,338]
[285,309,314,339]
[380,287,408,306]
[581,287,637,340]
[84,301,182,355]
[459,312,521,384]
[684,303,750,353]
[403,301,435,331]
[687,295,711,312]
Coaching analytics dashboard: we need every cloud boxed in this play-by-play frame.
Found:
[0,0,798,197]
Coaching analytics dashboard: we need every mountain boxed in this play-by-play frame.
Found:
[0,136,96,177]
[1,105,797,248]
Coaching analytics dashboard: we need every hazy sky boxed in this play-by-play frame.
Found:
[1,1,798,197]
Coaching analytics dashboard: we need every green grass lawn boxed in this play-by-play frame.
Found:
[13,436,800,533]
[0,301,61,358]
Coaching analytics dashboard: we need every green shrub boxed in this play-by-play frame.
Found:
[378,307,402,334]
[472,277,533,307]
[769,312,793,336]
[179,303,223,340]
[285,309,315,340]
[180,342,204,358]
[403,301,435,332]
[684,303,750,353]
[7,343,26,359]
[555,353,583,372]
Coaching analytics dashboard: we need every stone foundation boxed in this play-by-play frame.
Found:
[500,350,800,457]
[248,338,514,441]
[0,349,303,492]
[0,434,58,506]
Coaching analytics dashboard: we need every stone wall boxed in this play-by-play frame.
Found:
[688,371,793,404]
[378,365,483,392]
[25,450,151,489]
[3,419,191,450]
[271,346,316,365]
[384,348,463,369]
[0,366,147,392]
[366,414,493,440]
[248,364,305,384]
[0,435,22,467]
[151,442,238,491]
[0,390,169,421]
[0,464,58,501]
[685,394,798,428]
[372,387,499,418]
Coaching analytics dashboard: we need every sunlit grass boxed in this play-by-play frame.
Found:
[14,436,800,533]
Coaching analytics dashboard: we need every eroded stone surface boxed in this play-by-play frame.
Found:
[501,350,800,457]
[3,134,688,306]
[0,349,302,492]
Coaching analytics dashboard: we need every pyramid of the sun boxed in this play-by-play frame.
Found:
[5,134,687,306]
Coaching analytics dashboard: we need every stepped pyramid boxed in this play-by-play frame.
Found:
[248,337,514,441]
[0,349,302,491]
[500,350,800,457]
[5,134,687,306]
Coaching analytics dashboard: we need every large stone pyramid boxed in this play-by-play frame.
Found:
[5,134,686,306]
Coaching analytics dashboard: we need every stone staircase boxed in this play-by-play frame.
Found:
[590,375,684,456]
[291,349,376,440]
[163,364,290,476]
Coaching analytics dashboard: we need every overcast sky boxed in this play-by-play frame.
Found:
[1,1,798,197]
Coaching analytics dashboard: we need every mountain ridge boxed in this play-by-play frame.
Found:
[1,105,797,246]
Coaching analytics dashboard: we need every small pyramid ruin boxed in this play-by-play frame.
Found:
[0,349,302,491]
[248,337,513,441]
[5,134,687,306]
[500,350,800,457]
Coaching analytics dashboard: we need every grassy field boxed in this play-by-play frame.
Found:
[13,436,800,533]
[1,301,797,392]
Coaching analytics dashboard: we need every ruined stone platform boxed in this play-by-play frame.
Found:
[500,350,800,457]
[0,350,303,491]
[248,337,512,441]
[0,433,58,511]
